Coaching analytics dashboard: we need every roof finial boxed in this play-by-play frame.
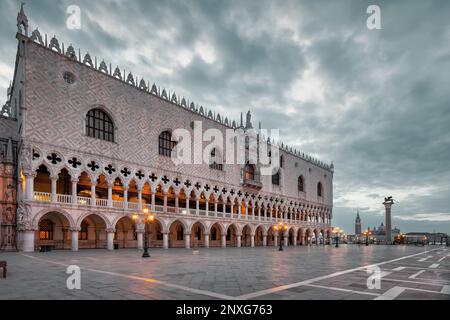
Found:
[245,110,253,129]
[240,112,244,128]
[17,2,29,36]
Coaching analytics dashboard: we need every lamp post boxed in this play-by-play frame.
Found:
[274,221,289,251]
[332,227,341,248]
[133,208,156,258]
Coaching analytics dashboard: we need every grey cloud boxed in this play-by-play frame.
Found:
[1,0,449,233]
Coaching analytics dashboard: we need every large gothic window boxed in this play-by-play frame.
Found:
[272,171,280,186]
[209,148,223,170]
[159,131,177,157]
[317,182,323,197]
[244,163,255,180]
[298,176,304,192]
[39,219,54,240]
[86,108,115,142]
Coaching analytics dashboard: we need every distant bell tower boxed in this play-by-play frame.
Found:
[355,211,361,235]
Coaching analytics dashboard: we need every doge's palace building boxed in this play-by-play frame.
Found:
[1,6,333,253]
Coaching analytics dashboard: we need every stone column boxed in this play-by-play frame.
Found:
[184,233,191,249]
[214,201,218,217]
[71,228,79,252]
[250,234,255,248]
[21,230,35,252]
[151,193,156,211]
[223,203,226,216]
[138,188,143,211]
[293,234,297,247]
[196,199,200,215]
[383,198,394,245]
[245,203,249,220]
[204,233,210,248]
[284,232,289,247]
[205,201,209,216]
[71,179,78,205]
[51,175,58,203]
[136,224,145,250]
[175,195,179,213]
[163,233,169,249]
[274,234,278,247]
[107,183,113,208]
[236,234,242,248]
[263,234,268,247]
[136,232,144,250]
[106,229,115,251]
[124,186,129,209]
[163,192,168,212]
[25,174,35,201]
[90,182,96,206]
[186,198,190,212]
[251,205,255,221]
[221,234,226,248]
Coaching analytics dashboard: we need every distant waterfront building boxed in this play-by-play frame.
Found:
[405,232,449,245]
[371,222,400,243]
[355,211,361,236]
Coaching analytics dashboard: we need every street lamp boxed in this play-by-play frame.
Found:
[332,227,341,248]
[133,207,156,258]
[273,221,289,251]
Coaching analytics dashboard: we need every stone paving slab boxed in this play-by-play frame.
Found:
[0,245,449,300]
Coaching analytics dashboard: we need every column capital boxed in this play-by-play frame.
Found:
[135,224,145,233]
[69,227,81,232]
[23,171,37,178]
[106,228,116,233]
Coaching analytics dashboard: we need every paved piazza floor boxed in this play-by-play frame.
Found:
[1,245,449,300]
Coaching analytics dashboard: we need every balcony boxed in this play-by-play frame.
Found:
[240,169,263,189]
[31,192,330,227]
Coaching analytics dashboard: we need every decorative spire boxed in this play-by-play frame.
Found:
[240,112,244,128]
[7,82,12,99]
[17,3,29,36]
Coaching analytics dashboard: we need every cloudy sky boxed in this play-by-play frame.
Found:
[1,0,449,234]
